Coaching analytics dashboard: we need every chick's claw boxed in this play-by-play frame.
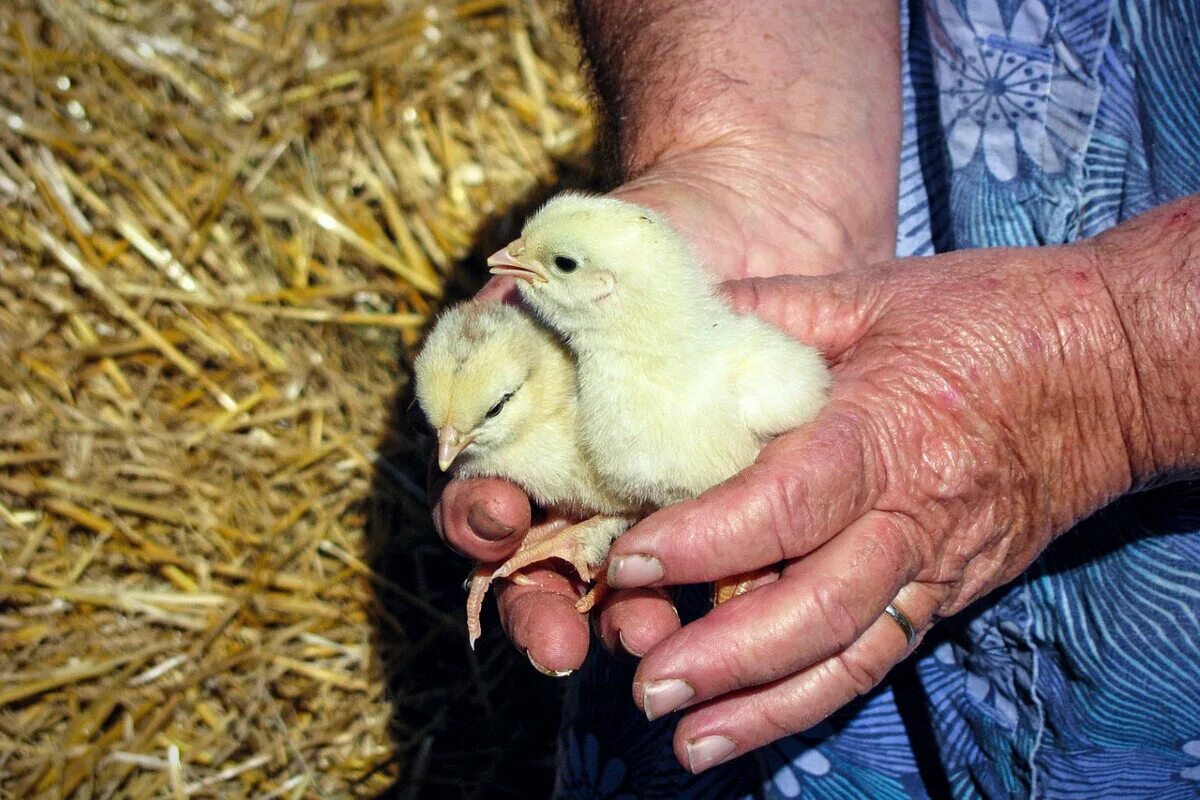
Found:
[575,572,611,613]
[465,564,537,648]
[465,564,495,650]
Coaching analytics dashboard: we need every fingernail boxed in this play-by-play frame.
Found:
[617,630,644,658]
[642,678,694,720]
[469,505,515,540]
[608,554,663,588]
[527,652,573,678]
[686,735,737,773]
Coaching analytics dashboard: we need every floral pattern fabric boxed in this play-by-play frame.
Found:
[556,0,1200,797]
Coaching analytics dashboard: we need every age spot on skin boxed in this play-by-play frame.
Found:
[1020,330,1043,356]
[934,388,963,410]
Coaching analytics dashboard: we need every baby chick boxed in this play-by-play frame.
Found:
[414,300,638,645]
[489,194,831,600]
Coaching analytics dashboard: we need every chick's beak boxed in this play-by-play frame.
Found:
[437,426,473,472]
[487,239,549,284]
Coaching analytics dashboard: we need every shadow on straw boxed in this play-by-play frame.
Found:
[362,160,600,800]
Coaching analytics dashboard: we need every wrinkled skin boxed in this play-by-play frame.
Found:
[607,239,1144,769]
[432,149,1186,768]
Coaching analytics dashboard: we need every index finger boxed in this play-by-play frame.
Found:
[720,274,877,360]
[606,404,880,588]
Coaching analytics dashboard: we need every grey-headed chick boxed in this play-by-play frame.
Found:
[414,300,639,646]
[488,194,831,600]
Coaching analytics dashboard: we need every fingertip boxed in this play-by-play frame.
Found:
[465,478,531,538]
[606,552,666,589]
[606,489,773,588]
[438,478,531,561]
[598,589,680,657]
[677,732,739,774]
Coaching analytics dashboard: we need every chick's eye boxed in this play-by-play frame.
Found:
[554,255,578,273]
[486,392,513,419]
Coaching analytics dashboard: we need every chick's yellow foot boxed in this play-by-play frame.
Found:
[465,565,537,649]
[712,565,780,605]
[491,521,594,584]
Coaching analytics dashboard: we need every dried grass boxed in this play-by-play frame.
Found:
[0,0,595,796]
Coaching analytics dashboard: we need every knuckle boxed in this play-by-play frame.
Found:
[863,512,920,577]
[758,699,802,742]
[884,512,924,573]
[808,577,862,651]
[823,405,881,498]
[678,491,774,576]
[771,470,809,560]
[833,649,890,698]
[760,448,829,558]
[671,627,745,696]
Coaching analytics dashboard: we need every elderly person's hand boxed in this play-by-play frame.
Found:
[433,0,905,675]
[600,196,1200,771]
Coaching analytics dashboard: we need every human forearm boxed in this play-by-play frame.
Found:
[570,0,902,266]
[1087,195,1200,485]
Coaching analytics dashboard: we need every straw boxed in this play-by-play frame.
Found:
[0,0,594,795]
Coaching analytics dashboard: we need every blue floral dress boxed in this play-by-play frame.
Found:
[554,0,1200,797]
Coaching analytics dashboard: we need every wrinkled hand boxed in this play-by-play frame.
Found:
[434,142,888,674]
[601,235,1148,771]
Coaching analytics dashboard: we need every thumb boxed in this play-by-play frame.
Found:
[720,273,879,359]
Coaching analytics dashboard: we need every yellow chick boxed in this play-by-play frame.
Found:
[413,300,639,645]
[489,194,831,599]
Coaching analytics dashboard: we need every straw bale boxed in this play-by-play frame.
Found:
[0,0,596,796]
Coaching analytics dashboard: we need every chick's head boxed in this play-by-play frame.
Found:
[413,301,570,472]
[488,193,693,334]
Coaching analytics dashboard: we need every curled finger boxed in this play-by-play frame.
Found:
[631,509,917,720]
[596,588,681,658]
[494,564,591,675]
[672,582,940,772]
[607,404,880,590]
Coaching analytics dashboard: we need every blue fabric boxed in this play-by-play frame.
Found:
[554,0,1200,797]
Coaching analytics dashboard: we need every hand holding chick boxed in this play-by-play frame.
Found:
[427,193,832,656]
[433,167,860,673]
